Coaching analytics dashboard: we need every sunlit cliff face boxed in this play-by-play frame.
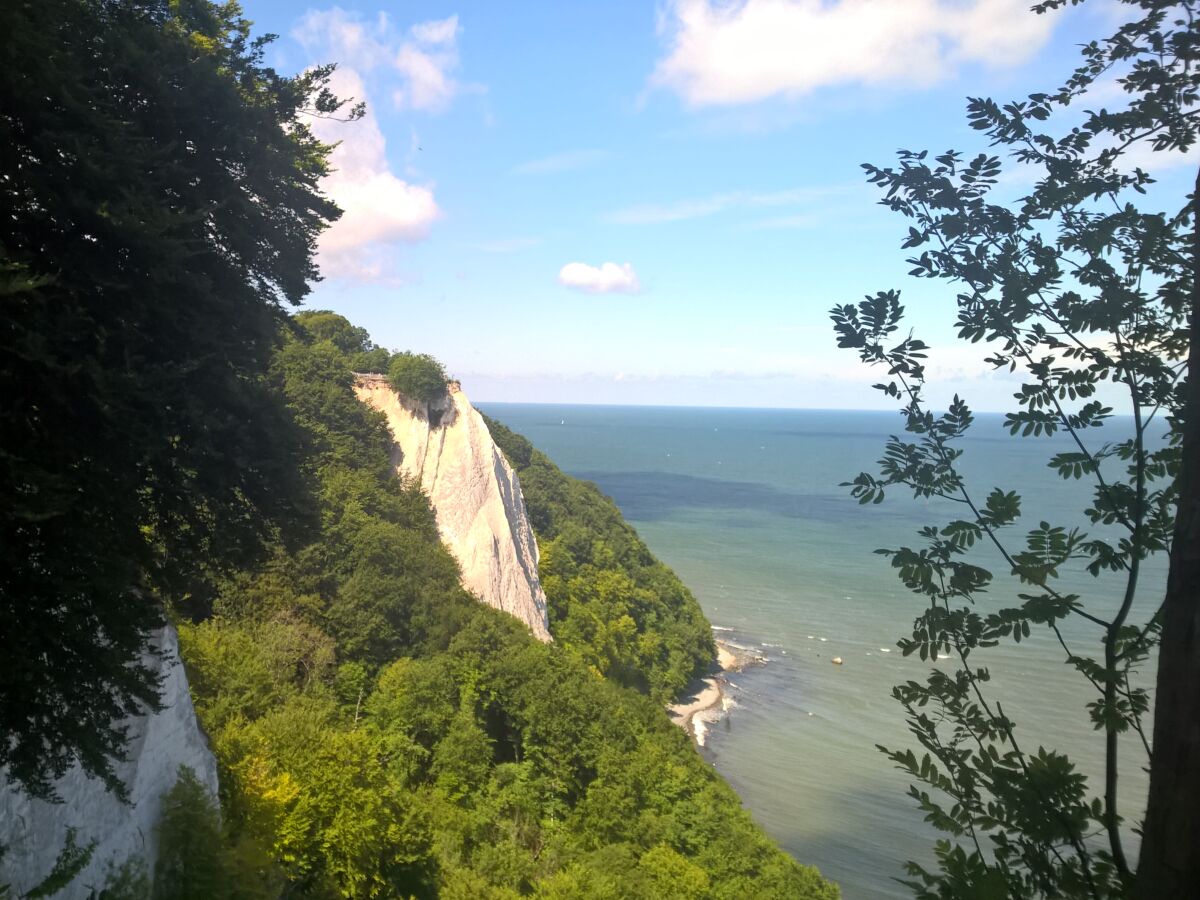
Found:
[353,375,552,642]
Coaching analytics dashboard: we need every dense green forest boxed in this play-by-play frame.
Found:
[173,314,838,898]
[484,417,715,702]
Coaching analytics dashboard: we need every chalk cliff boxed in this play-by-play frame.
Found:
[353,375,552,642]
[0,625,217,896]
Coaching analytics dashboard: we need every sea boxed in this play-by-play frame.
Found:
[477,403,1168,900]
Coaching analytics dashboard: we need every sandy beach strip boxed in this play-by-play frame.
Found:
[668,640,755,744]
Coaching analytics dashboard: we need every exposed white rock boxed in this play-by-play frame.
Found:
[0,625,217,897]
[354,375,552,642]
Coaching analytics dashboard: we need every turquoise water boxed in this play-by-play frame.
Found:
[479,403,1167,899]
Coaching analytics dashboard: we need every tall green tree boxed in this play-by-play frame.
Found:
[0,0,353,797]
[830,1,1197,895]
[153,767,230,900]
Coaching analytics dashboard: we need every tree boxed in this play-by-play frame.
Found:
[830,1,1197,895]
[0,0,353,797]
[154,767,229,900]
[388,352,450,404]
[295,309,392,372]
[0,828,95,899]
[484,413,716,702]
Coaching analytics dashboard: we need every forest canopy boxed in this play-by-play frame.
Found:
[171,313,838,898]
[485,417,716,702]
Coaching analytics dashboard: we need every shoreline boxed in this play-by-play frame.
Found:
[668,636,763,746]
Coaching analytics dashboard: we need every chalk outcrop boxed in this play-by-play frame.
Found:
[0,625,217,897]
[354,375,552,642]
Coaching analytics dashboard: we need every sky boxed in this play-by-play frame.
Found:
[244,0,1197,410]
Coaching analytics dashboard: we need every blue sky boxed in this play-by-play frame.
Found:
[245,0,1196,410]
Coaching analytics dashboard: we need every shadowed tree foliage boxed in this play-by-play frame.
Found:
[830,1,1198,896]
[153,767,229,900]
[0,828,95,899]
[0,0,354,797]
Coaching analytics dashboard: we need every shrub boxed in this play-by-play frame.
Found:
[388,352,449,404]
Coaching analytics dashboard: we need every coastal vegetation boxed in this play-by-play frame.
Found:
[174,317,837,898]
[388,352,452,404]
[484,417,716,701]
[21,0,1200,896]
[831,0,1199,895]
[1,1,836,895]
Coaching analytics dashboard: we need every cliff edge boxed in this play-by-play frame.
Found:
[0,625,218,896]
[353,375,552,642]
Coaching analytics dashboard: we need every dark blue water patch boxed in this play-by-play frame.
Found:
[573,470,924,525]
[771,429,894,440]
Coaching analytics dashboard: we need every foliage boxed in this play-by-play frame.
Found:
[96,857,150,900]
[0,0,352,797]
[153,767,230,899]
[388,352,451,405]
[177,317,837,898]
[485,417,716,702]
[296,310,392,373]
[830,1,1197,896]
[0,828,97,900]
[3,0,829,893]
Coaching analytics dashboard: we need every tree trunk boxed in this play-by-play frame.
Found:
[1135,167,1200,898]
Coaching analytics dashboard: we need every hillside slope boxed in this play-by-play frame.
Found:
[173,313,839,898]
[484,416,715,703]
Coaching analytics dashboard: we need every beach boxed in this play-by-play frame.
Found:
[668,638,759,745]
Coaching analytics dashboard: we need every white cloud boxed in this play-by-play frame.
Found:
[1114,137,1200,174]
[293,10,475,114]
[511,149,610,175]
[743,213,818,229]
[305,68,439,281]
[652,0,1059,107]
[393,15,469,113]
[558,262,642,294]
[606,185,845,224]
[479,237,543,253]
[293,8,393,69]
[411,16,460,45]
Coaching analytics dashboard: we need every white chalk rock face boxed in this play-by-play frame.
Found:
[354,375,552,642]
[0,625,217,897]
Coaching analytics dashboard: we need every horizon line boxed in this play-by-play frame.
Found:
[471,398,1138,417]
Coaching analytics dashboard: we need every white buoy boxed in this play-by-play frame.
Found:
[832,657,843,665]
